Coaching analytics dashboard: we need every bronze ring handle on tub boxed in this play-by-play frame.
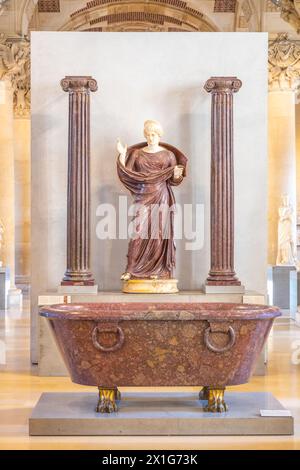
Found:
[92,325,125,352]
[204,326,236,353]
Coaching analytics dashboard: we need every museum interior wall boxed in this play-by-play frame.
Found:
[0,1,300,354]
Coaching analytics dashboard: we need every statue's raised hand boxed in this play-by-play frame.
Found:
[117,139,127,166]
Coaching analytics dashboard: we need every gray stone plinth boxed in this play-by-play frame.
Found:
[58,284,98,294]
[7,287,23,308]
[204,285,245,294]
[268,266,297,319]
[29,391,293,436]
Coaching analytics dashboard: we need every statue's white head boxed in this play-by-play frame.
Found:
[143,120,163,147]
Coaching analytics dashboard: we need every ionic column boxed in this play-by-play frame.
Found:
[60,76,98,286]
[204,77,242,289]
[268,34,300,264]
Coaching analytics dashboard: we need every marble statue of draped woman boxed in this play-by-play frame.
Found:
[276,194,297,266]
[117,120,187,283]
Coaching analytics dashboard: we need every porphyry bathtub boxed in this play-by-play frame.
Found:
[39,302,281,413]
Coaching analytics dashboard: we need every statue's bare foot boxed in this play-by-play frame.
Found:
[121,272,131,281]
[150,275,159,280]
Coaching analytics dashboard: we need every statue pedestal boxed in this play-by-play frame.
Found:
[268,266,297,319]
[122,278,178,294]
[0,266,9,309]
[7,287,23,308]
[0,266,22,308]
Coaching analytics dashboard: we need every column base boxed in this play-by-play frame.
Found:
[7,288,23,308]
[205,274,241,285]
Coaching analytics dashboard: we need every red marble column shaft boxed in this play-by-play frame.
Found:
[60,76,98,285]
[205,77,242,286]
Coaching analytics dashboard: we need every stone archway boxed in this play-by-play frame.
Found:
[61,0,219,32]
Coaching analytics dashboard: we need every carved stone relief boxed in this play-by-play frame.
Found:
[268,33,300,91]
[0,38,30,118]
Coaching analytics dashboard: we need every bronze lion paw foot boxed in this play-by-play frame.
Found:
[96,387,120,413]
[199,386,209,400]
[201,387,228,413]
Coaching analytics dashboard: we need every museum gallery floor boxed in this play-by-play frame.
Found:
[0,298,299,449]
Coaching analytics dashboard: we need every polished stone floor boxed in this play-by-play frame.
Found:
[0,298,300,449]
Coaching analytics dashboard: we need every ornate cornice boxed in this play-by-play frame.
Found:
[268,33,300,92]
[0,37,30,118]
